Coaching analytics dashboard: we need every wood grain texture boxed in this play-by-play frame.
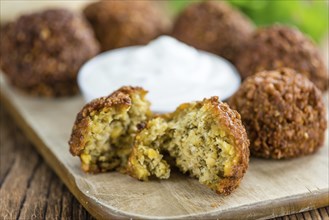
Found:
[0,108,96,220]
[0,74,328,219]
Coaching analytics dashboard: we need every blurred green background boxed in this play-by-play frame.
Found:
[168,0,328,43]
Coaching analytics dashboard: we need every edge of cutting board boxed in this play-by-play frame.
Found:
[1,87,328,220]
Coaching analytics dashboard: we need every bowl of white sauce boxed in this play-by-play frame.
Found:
[78,36,241,112]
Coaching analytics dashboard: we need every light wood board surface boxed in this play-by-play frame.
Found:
[1,74,328,219]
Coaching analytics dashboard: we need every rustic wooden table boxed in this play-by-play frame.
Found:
[0,105,328,220]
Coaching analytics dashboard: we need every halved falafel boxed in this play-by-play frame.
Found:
[69,86,152,173]
[128,97,250,195]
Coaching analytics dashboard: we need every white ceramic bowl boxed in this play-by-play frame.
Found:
[78,40,241,112]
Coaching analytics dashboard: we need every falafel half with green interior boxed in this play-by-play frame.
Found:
[69,86,152,173]
[128,97,250,195]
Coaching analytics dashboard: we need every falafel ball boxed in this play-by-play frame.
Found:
[128,97,250,195]
[236,25,328,91]
[171,1,254,64]
[0,9,99,97]
[83,1,169,51]
[229,68,327,159]
[69,86,152,173]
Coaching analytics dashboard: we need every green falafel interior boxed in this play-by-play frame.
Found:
[128,97,249,195]
[69,87,249,195]
[69,86,152,173]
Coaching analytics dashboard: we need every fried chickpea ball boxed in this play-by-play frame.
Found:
[128,97,250,195]
[0,9,99,97]
[172,1,254,64]
[236,25,328,91]
[69,86,152,173]
[83,1,169,51]
[229,68,327,159]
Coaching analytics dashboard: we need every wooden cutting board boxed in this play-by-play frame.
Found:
[1,74,328,219]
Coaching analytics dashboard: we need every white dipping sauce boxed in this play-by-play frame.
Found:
[78,36,241,112]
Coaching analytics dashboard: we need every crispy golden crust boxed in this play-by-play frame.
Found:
[236,25,328,91]
[0,9,99,97]
[229,68,327,159]
[172,1,254,64]
[83,1,169,51]
[208,98,250,194]
[69,86,146,156]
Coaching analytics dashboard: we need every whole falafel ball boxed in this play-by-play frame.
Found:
[0,9,99,97]
[236,25,328,91]
[83,1,169,51]
[229,68,327,159]
[171,1,254,64]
